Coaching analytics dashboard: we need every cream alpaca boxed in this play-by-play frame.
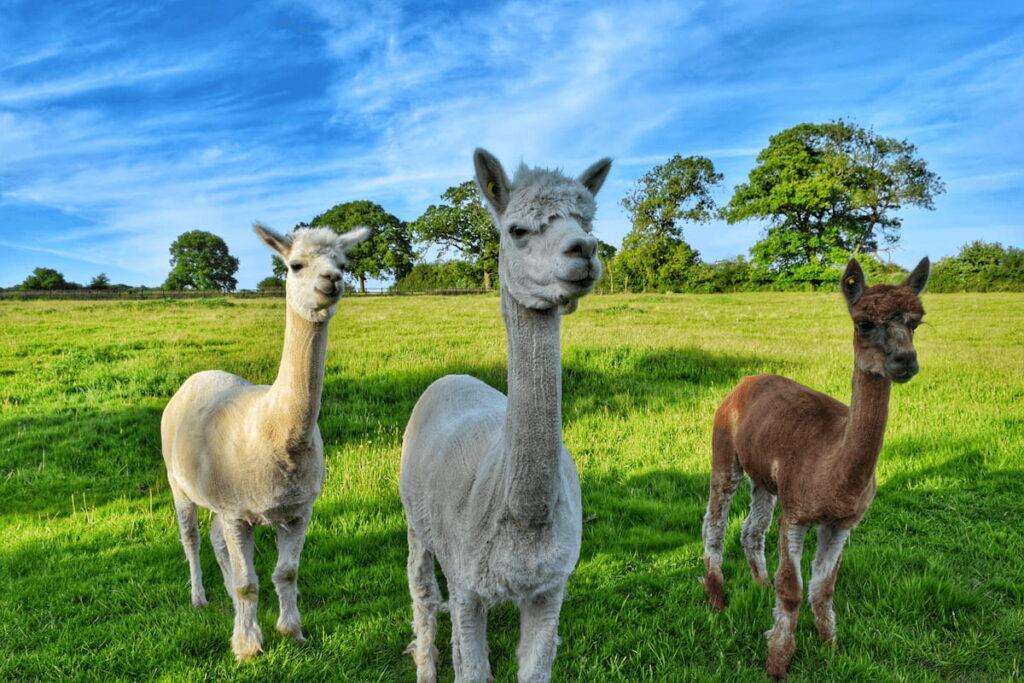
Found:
[400,149,612,683]
[161,223,369,661]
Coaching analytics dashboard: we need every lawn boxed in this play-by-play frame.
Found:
[0,292,1021,681]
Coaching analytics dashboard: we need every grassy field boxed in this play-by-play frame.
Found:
[1,292,1021,682]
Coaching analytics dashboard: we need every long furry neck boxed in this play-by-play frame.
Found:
[501,290,564,528]
[267,305,330,443]
[835,369,892,493]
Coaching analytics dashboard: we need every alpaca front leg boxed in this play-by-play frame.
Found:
[221,518,262,661]
[766,517,808,681]
[274,513,311,643]
[809,524,850,644]
[702,459,744,610]
[173,497,207,608]
[741,483,776,584]
[450,593,490,683]
[516,587,565,683]
[405,527,440,683]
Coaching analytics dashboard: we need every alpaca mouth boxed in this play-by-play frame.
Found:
[315,284,340,299]
[556,275,595,296]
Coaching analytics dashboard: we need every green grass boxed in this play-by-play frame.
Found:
[1,293,1021,681]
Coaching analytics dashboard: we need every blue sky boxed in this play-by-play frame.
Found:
[1,0,1021,289]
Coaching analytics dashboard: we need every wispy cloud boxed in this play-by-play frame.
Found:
[1,0,1021,287]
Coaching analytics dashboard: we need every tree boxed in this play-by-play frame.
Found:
[410,181,498,289]
[722,120,945,285]
[614,155,723,291]
[18,267,71,290]
[307,201,413,293]
[163,230,239,292]
[88,273,111,290]
[256,276,285,292]
[391,260,480,292]
[929,241,1024,292]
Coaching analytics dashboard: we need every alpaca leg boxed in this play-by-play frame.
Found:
[809,524,850,644]
[450,592,490,683]
[741,482,777,584]
[405,527,440,683]
[273,513,311,643]
[173,495,207,608]
[210,514,235,608]
[516,586,565,683]
[765,516,808,681]
[702,451,744,610]
[220,517,262,661]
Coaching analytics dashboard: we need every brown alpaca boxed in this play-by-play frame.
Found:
[701,257,930,680]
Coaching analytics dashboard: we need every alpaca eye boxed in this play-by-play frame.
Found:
[856,321,875,333]
[290,262,304,272]
[509,225,529,239]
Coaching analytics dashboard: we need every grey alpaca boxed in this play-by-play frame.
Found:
[399,149,612,682]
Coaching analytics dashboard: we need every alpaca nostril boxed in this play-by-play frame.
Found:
[563,236,597,259]
[320,271,340,283]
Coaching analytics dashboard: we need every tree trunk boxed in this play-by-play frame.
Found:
[359,274,366,293]
[483,271,492,290]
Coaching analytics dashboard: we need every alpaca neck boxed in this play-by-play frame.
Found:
[267,306,330,443]
[835,369,892,493]
[501,291,564,529]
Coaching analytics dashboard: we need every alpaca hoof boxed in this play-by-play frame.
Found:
[192,595,208,608]
[276,622,307,643]
[231,630,264,662]
[703,569,726,611]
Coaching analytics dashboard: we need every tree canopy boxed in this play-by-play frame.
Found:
[163,230,239,292]
[613,155,722,291]
[722,120,945,285]
[410,181,498,289]
[88,273,111,290]
[18,267,73,290]
[307,201,413,293]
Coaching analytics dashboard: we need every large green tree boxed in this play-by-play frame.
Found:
[614,155,723,291]
[304,201,413,293]
[410,181,498,289]
[18,267,72,290]
[722,120,945,285]
[163,230,239,292]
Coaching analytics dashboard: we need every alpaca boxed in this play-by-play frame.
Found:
[701,256,930,680]
[161,223,370,661]
[399,149,612,683]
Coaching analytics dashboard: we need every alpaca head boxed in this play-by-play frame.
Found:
[841,257,930,383]
[474,148,612,314]
[254,223,371,323]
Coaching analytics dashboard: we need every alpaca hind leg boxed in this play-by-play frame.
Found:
[450,592,490,683]
[404,527,440,683]
[173,494,207,608]
[516,586,565,683]
[273,512,311,642]
[809,524,850,644]
[741,482,777,584]
[220,517,262,661]
[765,516,808,681]
[210,514,235,609]
[702,445,744,610]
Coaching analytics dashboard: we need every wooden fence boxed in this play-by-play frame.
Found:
[0,287,495,300]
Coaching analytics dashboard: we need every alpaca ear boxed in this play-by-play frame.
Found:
[902,256,930,295]
[335,226,372,254]
[578,158,613,196]
[253,222,292,259]
[841,258,866,307]
[474,148,511,214]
